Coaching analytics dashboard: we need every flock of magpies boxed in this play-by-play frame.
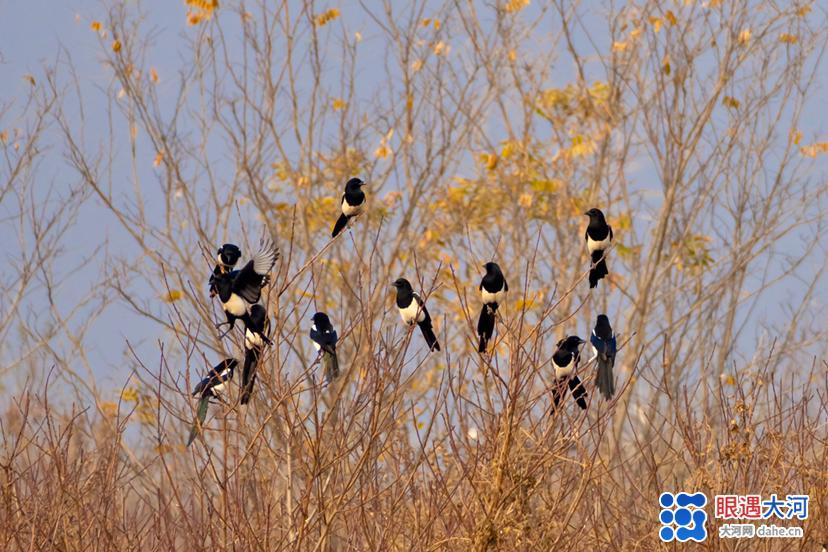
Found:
[186,177,619,445]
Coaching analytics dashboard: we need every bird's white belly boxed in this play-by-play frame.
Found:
[342,199,364,216]
[554,361,574,378]
[224,294,248,316]
[212,381,228,396]
[245,328,264,349]
[312,341,321,351]
[399,301,424,325]
[587,234,611,254]
[481,288,506,305]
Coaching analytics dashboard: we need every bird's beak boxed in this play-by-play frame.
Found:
[583,211,590,216]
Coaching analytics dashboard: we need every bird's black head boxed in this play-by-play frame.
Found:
[584,207,606,222]
[345,177,365,191]
[311,312,331,327]
[217,243,242,266]
[560,335,586,351]
[596,314,610,326]
[391,277,412,290]
[483,262,501,275]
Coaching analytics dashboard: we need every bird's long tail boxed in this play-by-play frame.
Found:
[568,375,588,409]
[331,214,350,238]
[589,250,609,288]
[596,354,616,400]
[186,395,210,447]
[477,303,497,353]
[418,321,440,351]
[322,347,340,384]
[240,346,262,405]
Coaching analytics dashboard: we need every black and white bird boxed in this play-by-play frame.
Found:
[477,262,508,353]
[309,312,339,384]
[584,208,613,289]
[240,303,270,405]
[392,278,440,352]
[209,243,242,297]
[590,314,617,400]
[212,238,279,335]
[187,357,238,446]
[550,335,588,411]
[332,177,367,238]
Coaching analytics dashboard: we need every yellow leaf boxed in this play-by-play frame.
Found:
[722,96,740,109]
[722,374,736,386]
[411,59,424,72]
[479,153,498,171]
[630,27,643,40]
[374,144,391,159]
[796,5,811,17]
[529,179,562,193]
[665,10,677,26]
[433,41,447,56]
[662,55,671,76]
[90,21,102,32]
[354,31,362,42]
[24,74,36,86]
[738,28,751,45]
[518,192,533,208]
[507,49,517,62]
[790,129,802,145]
[162,290,184,303]
[149,67,159,83]
[100,401,119,417]
[111,39,122,53]
[612,41,628,53]
[121,388,139,402]
[779,33,798,44]
[0,130,7,144]
[570,135,595,157]
[433,19,441,30]
[800,142,828,158]
[153,151,164,167]
[332,98,347,110]
[314,8,340,27]
[649,16,662,33]
[501,141,518,158]
[504,0,530,13]
[421,18,431,27]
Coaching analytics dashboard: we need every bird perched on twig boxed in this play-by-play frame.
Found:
[310,312,339,384]
[584,208,613,289]
[477,262,508,353]
[212,237,279,336]
[550,336,588,412]
[590,314,617,400]
[332,177,367,238]
[392,278,440,352]
[209,244,242,297]
[240,304,270,405]
[187,357,238,446]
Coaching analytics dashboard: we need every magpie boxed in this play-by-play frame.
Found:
[392,278,440,351]
[213,238,279,334]
[187,357,238,446]
[331,177,366,238]
[550,335,588,411]
[209,243,242,297]
[309,312,339,384]
[240,303,270,405]
[477,262,508,353]
[584,208,613,288]
[590,314,617,400]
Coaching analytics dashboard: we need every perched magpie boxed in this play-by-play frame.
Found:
[213,238,279,334]
[240,304,270,405]
[590,314,617,400]
[392,278,440,351]
[187,357,238,446]
[309,312,339,384]
[477,262,508,353]
[584,208,613,288]
[550,336,588,411]
[331,177,366,238]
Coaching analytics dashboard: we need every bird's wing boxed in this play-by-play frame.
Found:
[590,332,605,354]
[609,225,614,241]
[253,238,279,275]
[504,278,509,292]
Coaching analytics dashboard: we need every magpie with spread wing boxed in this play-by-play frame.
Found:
[550,335,588,412]
[332,177,366,238]
[477,262,508,353]
[240,304,270,405]
[310,312,339,384]
[584,208,613,289]
[209,243,242,297]
[187,357,238,446]
[213,238,279,334]
[392,278,440,352]
[591,314,617,400]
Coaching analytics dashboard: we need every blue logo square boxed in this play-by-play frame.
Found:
[659,492,708,542]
